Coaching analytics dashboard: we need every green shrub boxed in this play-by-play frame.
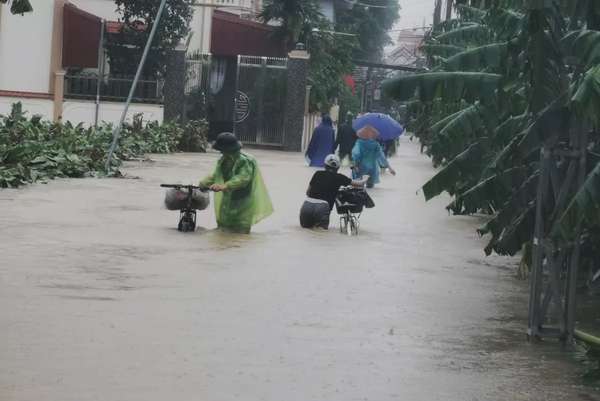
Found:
[0,103,207,188]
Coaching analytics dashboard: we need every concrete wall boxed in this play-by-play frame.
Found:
[0,97,163,125]
[0,1,55,93]
[63,100,164,125]
[69,0,120,20]
[188,4,213,54]
[0,97,54,120]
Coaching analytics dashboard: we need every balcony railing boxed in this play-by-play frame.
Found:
[64,74,164,104]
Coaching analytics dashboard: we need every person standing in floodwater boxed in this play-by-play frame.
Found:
[352,126,396,188]
[305,115,336,167]
[199,132,273,234]
[336,112,357,165]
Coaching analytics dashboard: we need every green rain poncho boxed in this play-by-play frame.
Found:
[200,151,273,233]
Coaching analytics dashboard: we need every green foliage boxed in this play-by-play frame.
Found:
[180,119,209,152]
[260,0,399,111]
[0,0,32,14]
[106,0,193,77]
[335,0,400,62]
[259,0,325,51]
[384,1,600,258]
[0,103,206,188]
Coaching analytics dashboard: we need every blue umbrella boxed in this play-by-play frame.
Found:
[353,113,404,141]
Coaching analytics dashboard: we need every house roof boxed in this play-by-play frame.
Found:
[63,3,102,68]
[211,10,286,58]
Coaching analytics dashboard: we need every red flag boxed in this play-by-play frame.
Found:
[343,75,356,95]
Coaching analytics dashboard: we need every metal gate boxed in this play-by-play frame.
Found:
[234,55,288,146]
[184,53,212,121]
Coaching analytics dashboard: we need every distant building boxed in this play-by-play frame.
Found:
[386,27,427,68]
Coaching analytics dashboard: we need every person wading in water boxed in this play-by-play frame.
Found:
[199,133,273,234]
[299,154,368,229]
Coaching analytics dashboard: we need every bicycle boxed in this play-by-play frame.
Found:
[161,184,210,232]
[335,186,373,236]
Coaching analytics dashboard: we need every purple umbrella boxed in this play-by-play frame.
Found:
[353,113,404,141]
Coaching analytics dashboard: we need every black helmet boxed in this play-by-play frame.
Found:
[213,132,241,153]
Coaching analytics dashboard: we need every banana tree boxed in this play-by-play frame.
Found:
[383,0,600,341]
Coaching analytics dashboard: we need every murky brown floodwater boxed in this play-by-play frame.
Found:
[1,138,598,401]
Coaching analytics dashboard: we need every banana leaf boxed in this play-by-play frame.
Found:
[562,30,600,68]
[456,4,487,22]
[382,72,502,103]
[556,161,600,240]
[421,44,465,58]
[422,141,487,201]
[445,43,509,72]
[448,166,529,215]
[571,65,600,126]
[486,204,536,256]
[436,24,491,46]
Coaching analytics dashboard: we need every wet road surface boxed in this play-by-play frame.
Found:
[1,138,598,401]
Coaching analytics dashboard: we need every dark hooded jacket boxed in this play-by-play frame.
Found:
[306,116,335,167]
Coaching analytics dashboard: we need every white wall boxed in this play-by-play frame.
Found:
[0,97,54,120]
[188,4,213,54]
[69,0,121,20]
[0,97,163,125]
[63,100,164,125]
[0,1,55,93]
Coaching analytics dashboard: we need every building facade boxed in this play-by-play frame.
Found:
[0,0,215,124]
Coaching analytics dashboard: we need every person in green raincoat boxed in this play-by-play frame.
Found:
[199,133,273,233]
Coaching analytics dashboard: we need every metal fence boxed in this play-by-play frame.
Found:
[234,55,288,146]
[64,74,164,104]
[185,53,212,121]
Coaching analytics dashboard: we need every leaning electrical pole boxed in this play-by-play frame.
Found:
[105,0,169,172]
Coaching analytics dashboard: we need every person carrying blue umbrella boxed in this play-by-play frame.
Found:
[351,114,404,188]
[352,126,396,188]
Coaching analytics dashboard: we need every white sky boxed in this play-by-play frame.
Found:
[396,0,434,29]
[384,0,435,54]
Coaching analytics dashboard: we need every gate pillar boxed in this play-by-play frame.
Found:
[164,46,187,122]
[283,44,310,152]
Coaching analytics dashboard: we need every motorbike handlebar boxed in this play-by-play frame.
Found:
[160,184,210,192]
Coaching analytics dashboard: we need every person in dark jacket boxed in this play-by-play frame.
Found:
[336,113,357,163]
[300,154,369,229]
[305,115,336,167]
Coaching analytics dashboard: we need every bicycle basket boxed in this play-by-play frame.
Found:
[164,188,210,211]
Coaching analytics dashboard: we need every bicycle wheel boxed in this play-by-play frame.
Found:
[340,216,347,233]
[346,213,353,236]
[350,216,359,236]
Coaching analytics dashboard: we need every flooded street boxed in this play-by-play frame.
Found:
[1,137,598,401]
